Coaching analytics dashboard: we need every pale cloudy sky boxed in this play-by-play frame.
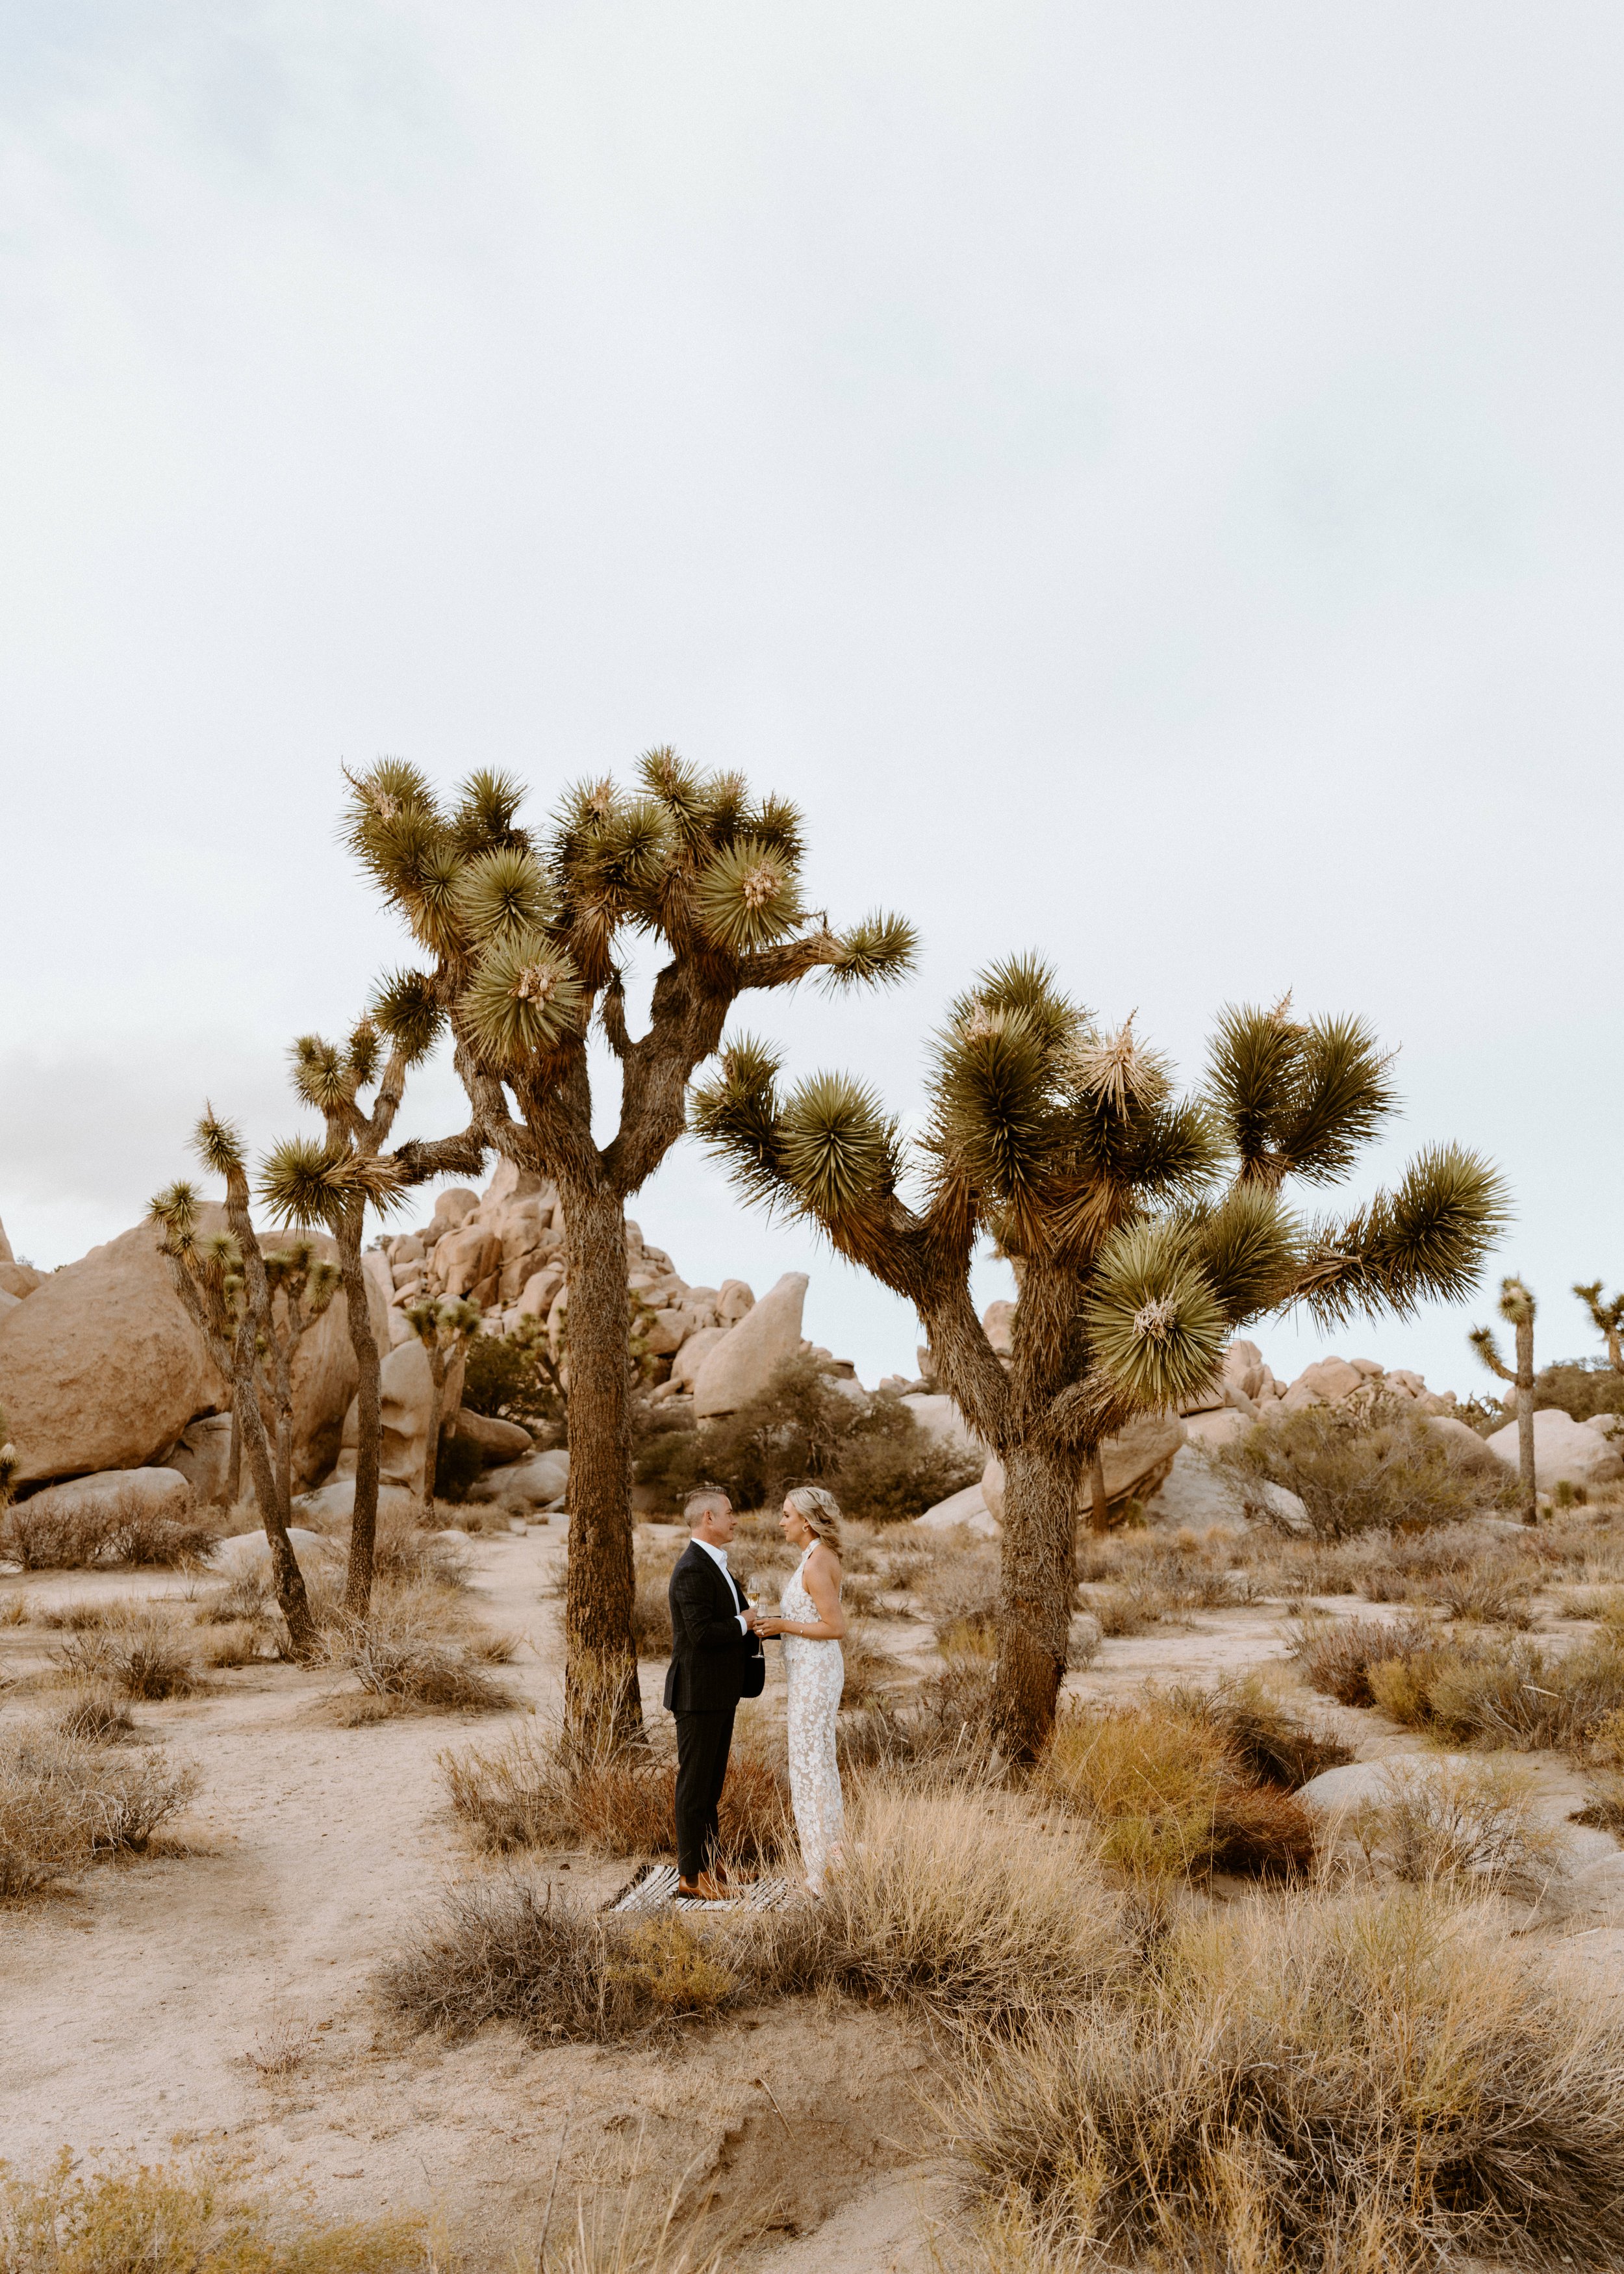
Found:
[3,3,1621,1394]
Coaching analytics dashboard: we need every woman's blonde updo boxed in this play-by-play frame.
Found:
[783,1484,843,1555]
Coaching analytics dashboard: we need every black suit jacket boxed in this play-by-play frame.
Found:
[663,1541,766,1712]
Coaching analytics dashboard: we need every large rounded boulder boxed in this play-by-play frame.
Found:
[0,1222,225,1483]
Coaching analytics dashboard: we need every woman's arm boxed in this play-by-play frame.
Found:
[764,1548,846,1641]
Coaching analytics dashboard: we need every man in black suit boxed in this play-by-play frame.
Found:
[664,1487,765,1900]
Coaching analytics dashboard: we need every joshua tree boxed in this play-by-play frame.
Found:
[151,1118,326,1655]
[1471,1277,1538,1523]
[402,1295,483,1516]
[694,972,1506,1758]
[1575,1281,1624,1377]
[260,1012,438,1613]
[342,751,913,1738]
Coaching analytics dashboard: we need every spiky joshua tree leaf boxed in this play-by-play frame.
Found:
[1084,1220,1228,1411]
[464,931,585,1066]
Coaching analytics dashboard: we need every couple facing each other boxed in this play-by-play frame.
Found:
[662,1484,847,1901]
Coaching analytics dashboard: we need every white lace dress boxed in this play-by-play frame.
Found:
[780,1545,846,1895]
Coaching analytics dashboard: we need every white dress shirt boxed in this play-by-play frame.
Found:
[691,1534,749,1632]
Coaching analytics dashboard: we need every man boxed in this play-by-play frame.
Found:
[663,1487,765,1900]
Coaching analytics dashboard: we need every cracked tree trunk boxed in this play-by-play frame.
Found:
[338,1237,384,1613]
[557,1175,641,1745]
[993,1437,1079,1764]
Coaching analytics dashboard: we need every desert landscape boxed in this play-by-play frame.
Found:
[8,1140,1624,2270]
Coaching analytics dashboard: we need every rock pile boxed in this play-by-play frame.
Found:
[369,1165,861,1424]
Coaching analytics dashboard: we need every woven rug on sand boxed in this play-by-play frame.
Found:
[606,1861,795,1914]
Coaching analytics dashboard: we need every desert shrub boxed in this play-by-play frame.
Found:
[1354,1757,1564,1896]
[1368,1629,1624,1754]
[382,1877,746,2043]
[817,1780,1124,2023]
[1217,1398,1514,1537]
[55,1687,136,1743]
[55,1609,201,1700]
[837,1659,998,1772]
[826,1422,982,1526]
[369,1512,471,1589]
[0,1720,196,1895]
[1532,1357,1624,1424]
[1083,1579,1173,1637]
[632,1356,979,1520]
[917,1536,1000,1639]
[1038,1694,1317,1883]
[1425,1554,1538,1626]
[947,1886,1624,2271]
[461,1326,566,1440]
[440,1711,787,1864]
[1174,1674,1352,1789]
[0,2151,423,2274]
[0,1490,220,1572]
[1291,1610,1437,1707]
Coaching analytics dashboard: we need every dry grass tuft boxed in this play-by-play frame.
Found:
[946,1885,1624,2270]
[1291,1610,1437,1707]
[1364,1628,1624,1754]
[1352,1757,1565,1897]
[0,1718,196,1895]
[817,1780,1124,2023]
[0,2151,425,2274]
[1037,1691,1321,1884]
[837,1660,998,1773]
[331,1579,519,1715]
[439,1707,787,1866]
[55,1686,136,1744]
[381,1877,746,2043]
[53,1605,203,1700]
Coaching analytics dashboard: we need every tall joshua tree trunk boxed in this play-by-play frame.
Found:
[997,1438,1081,1750]
[336,1230,385,1609]
[557,1176,638,1730]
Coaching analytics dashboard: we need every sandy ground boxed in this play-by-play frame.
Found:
[4,1527,1623,2270]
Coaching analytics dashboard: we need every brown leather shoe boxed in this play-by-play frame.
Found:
[676,1874,729,1902]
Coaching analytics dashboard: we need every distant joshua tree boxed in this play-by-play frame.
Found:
[1574,1281,1624,1378]
[151,1116,342,1655]
[259,1009,442,1613]
[1470,1276,1538,1525]
[695,973,1506,1758]
[341,751,913,1740]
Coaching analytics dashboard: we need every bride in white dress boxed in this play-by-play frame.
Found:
[755,1485,846,1897]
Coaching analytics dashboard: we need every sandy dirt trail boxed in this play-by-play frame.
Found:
[0,1532,932,2269]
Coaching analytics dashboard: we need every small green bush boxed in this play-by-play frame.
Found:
[632,1355,979,1520]
[1532,1359,1624,1425]
[460,1327,565,1440]
[1217,1396,1514,1537]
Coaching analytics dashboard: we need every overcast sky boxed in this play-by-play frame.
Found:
[3,3,1621,1396]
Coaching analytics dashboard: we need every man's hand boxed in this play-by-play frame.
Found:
[742,1607,762,1632]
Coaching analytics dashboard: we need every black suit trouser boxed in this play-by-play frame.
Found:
[673,1704,737,1881]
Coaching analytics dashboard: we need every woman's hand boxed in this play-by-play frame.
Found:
[755,1615,787,1637]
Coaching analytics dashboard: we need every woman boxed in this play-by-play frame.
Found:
[755,1484,847,1897]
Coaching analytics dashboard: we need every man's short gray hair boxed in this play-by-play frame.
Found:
[685,1487,732,1524]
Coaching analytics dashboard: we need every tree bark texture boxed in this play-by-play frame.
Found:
[338,1233,384,1613]
[992,1438,1078,1764]
[1086,1446,1110,1537]
[233,1355,316,1655]
[557,1175,641,1743]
